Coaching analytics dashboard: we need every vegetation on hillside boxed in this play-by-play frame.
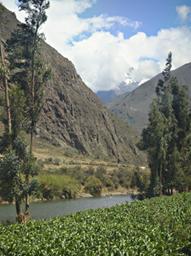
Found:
[35,162,149,199]
[0,192,190,255]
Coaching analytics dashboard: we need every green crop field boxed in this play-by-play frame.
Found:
[0,193,191,256]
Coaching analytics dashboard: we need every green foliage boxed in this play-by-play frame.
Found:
[84,176,103,196]
[18,0,50,28]
[0,148,40,203]
[140,53,191,196]
[9,86,26,140]
[58,165,88,185]
[131,171,149,192]
[94,166,108,185]
[6,0,50,142]
[0,151,21,202]
[6,27,50,134]
[116,167,132,188]
[0,193,191,255]
[38,174,81,199]
[50,165,149,194]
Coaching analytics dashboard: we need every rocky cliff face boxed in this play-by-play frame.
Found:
[109,63,191,134]
[0,4,143,163]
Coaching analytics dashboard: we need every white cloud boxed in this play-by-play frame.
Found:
[176,5,191,21]
[0,0,142,44]
[1,1,191,92]
[42,0,141,48]
[62,26,191,91]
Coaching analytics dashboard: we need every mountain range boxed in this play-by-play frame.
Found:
[109,62,191,134]
[96,75,139,104]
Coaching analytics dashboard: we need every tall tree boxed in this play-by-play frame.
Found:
[6,0,50,216]
[140,52,191,196]
[141,53,172,196]
[141,100,167,196]
[0,0,50,222]
[17,0,50,155]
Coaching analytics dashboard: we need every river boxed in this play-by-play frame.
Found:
[0,195,133,223]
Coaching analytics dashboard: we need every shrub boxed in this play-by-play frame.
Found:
[116,168,132,188]
[95,166,107,183]
[84,176,102,196]
[111,172,120,189]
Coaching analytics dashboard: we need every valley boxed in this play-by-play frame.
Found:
[0,1,191,255]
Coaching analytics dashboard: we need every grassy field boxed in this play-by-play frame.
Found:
[0,192,190,255]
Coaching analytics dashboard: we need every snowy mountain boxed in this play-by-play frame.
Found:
[97,71,139,104]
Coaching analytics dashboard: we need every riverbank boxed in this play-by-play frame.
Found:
[0,187,139,205]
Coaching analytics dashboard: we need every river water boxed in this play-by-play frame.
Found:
[0,195,133,223]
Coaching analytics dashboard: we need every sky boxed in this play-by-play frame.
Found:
[1,0,191,92]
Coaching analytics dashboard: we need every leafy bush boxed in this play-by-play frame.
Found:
[84,176,102,196]
[116,167,132,188]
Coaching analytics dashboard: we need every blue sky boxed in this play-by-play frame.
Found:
[2,0,191,91]
[81,0,191,35]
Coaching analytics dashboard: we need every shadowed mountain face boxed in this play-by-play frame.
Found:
[0,4,144,163]
[109,63,191,134]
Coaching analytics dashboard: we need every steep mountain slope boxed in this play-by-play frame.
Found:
[109,63,191,134]
[0,4,143,163]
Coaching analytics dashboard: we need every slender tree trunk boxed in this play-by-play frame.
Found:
[15,197,24,223]
[29,125,34,155]
[29,59,35,155]
[25,174,30,213]
[159,166,163,196]
[0,41,12,137]
[15,198,21,216]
